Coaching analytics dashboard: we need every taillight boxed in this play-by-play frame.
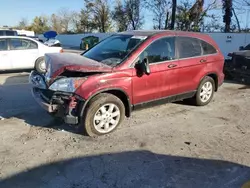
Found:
[60,49,64,53]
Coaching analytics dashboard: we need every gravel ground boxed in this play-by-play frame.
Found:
[0,74,250,188]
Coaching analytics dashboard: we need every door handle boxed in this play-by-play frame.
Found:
[168,64,177,68]
[200,59,207,63]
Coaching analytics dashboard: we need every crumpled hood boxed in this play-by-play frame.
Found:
[45,53,112,78]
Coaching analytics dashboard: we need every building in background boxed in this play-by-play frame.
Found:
[0,26,35,36]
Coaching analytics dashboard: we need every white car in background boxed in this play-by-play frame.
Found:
[0,36,63,73]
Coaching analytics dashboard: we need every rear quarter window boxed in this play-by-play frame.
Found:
[200,40,217,55]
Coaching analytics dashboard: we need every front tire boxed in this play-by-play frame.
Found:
[194,76,215,106]
[81,93,125,137]
[35,57,46,74]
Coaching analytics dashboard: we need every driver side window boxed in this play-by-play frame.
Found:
[139,37,176,64]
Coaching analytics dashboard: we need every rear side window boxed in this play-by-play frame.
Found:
[5,30,15,36]
[0,39,7,51]
[10,38,38,50]
[200,40,217,55]
[177,37,202,58]
[140,37,176,64]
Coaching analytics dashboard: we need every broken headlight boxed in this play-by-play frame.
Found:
[49,78,87,92]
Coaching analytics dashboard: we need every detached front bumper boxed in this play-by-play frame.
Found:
[29,71,81,125]
[31,87,58,113]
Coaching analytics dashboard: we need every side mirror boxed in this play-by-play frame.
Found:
[239,46,244,51]
[143,57,150,75]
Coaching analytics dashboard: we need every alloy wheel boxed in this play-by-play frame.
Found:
[200,81,213,103]
[93,103,120,133]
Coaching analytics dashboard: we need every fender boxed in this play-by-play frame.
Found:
[198,72,219,91]
[79,88,132,118]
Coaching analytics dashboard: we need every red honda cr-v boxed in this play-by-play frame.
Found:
[30,30,225,136]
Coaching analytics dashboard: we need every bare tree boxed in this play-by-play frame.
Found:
[112,0,129,31]
[175,0,218,31]
[85,0,112,33]
[243,0,250,5]
[232,7,241,32]
[170,0,177,30]
[144,0,171,30]
[175,1,191,30]
[222,0,233,32]
[18,18,29,30]
[125,0,144,30]
[50,14,63,33]
[73,8,97,33]
[30,16,50,34]
[57,8,75,33]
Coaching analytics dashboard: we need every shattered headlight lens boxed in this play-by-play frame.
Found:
[49,78,87,92]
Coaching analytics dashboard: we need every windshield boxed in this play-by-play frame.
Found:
[82,34,147,66]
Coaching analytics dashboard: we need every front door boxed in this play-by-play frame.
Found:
[9,38,39,69]
[0,38,12,70]
[132,36,178,105]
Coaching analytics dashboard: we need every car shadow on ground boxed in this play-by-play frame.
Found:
[238,85,250,90]
[0,69,31,74]
[0,150,249,188]
[0,77,81,135]
[1,74,30,85]
[1,76,249,136]
[9,109,82,135]
[0,70,31,86]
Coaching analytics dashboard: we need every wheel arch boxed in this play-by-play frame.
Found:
[199,72,218,91]
[79,88,132,118]
[34,56,45,68]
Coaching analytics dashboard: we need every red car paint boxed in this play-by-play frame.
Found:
[71,31,224,106]
[32,30,225,126]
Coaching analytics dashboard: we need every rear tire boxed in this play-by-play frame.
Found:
[81,93,125,137]
[194,76,215,106]
[35,57,46,74]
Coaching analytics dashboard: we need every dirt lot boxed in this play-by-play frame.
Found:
[0,73,250,188]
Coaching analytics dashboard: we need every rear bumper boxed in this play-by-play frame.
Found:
[32,87,58,113]
[218,73,225,87]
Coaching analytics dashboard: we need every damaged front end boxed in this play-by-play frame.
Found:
[29,53,113,125]
[30,71,84,125]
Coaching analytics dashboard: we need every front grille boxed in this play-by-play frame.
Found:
[40,89,55,102]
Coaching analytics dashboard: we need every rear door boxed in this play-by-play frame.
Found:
[200,39,219,67]
[9,38,39,69]
[0,38,12,70]
[176,36,206,93]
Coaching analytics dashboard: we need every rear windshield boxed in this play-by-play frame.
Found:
[82,34,147,67]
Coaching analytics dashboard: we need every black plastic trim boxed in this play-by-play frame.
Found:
[133,91,196,110]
